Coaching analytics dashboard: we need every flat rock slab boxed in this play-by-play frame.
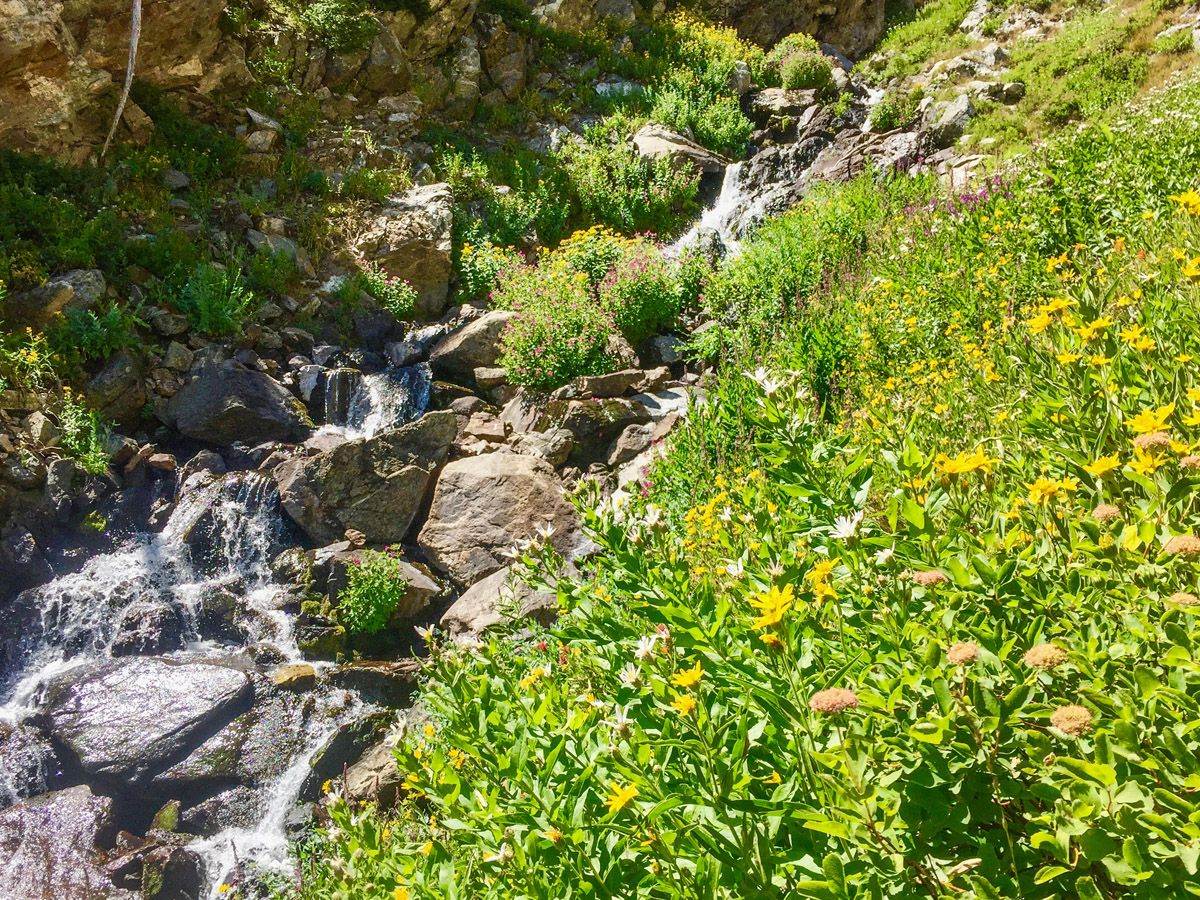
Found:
[42,658,252,791]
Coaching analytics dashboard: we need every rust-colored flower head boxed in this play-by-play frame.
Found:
[1133,430,1172,451]
[1050,704,1094,736]
[809,688,859,714]
[1091,504,1120,523]
[1023,643,1068,669]
[947,641,980,665]
[1181,455,1200,471]
[908,569,949,587]
[1167,591,1200,606]
[1165,534,1200,558]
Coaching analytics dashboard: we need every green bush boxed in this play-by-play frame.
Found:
[868,87,924,131]
[175,262,257,337]
[337,549,409,635]
[457,240,523,301]
[597,241,682,343]
[298,0,377,52]
[359,263,417,320]
[494,264,616,390]
[558,136,698,237]
[766,32,834,94]
[47,304,143,369]
[649,74,753,157]
[339,165,412,202]
[245,247,297,296]
[56,393,111,473]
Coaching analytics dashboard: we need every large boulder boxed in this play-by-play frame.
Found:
[0,723,65,807]
[352,183,454,318]
[429,310,517,383]
[0,785,135,899]
[167,361,313,446]
[440,564,558,636]
[41,658,252,792]
[86,350,146,425]
[631,123,729,174]
[276,410,456,545]
[418,451,588,586]
[0,269,105,330]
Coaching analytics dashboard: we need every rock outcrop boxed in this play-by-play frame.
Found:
[418,451,588,586]
[276,410,457,544]
[168,362,313,446]
[692,0,886,57]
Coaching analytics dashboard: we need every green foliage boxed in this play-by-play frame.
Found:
[56,393,110,474]
[558,135,699,237]
[596,241,683,343]
[493,264,616,390]
[869,86,925,131]
[649,74,753,158]
[130,83,242,183]
[293,73,1200,900]
[47,304,143,369]
[245,247,298,297]
[359,263,417,320]
[339,165,412,202]
[175,262,257,337]
[766,33,835,94]
[337,549,410,635]
[456,240,523,301]
[860,0,975,83]
[297,0,378,52]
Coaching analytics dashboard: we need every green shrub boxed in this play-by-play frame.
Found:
[868,87,924,131]
[558,136,698,237]
[766,32,834,94]
[56,393,111,473]
[359,263,417,320]
[337,549,409,634]
[339,165,412,202]
[298,0,377,52]
[245,247,297,296]
[457,240,523,300]
[649,74,753,157]
[597,240,682,343]
[130,83,242,183]
[494,264,615,390]
[47,304,143,369]
[175,262,257,337]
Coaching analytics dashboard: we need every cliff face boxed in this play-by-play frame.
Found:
[0,0,888,163]
[0,0,251,162]
[691,0,886,57]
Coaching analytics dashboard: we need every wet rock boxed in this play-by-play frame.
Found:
[352,184,454,318]
[418,452,588,585]
[429,310,517,382]
[0,723,65,807]
[386,323,447,367]
[0,785,133,899]
[327,658,421,706]
[109,602,187,657]
[631,123,729,174]
[168,362,313,446]
[299,710,392,801]
[272,663,317,689]
[440,564,558,636]
[42,657,252,792]
[276,410,455,545]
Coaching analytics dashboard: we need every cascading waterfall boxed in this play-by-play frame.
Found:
[669,162,752,257]
[316,362,432,440]
[0,470,366,895]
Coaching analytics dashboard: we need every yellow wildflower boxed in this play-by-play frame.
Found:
[1171,190,1200,216]
[749,584,794,630]
[1027,477,1063,504]
[762,771,782,785]
[1077,317,1112,341]
[394,889,410,900]
[1130,448,1166,476]
[1056,352,1082,365]
[1127,403,1174,434]
[671,661,704,688]
[606,782,638,814]
[1084,454,1120,477]
[671,694,697,716]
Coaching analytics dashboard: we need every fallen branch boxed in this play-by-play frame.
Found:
[100,0,142,159]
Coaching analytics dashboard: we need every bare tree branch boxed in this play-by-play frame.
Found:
[100,0,143,159]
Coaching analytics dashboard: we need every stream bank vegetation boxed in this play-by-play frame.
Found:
[293,74,1200,899]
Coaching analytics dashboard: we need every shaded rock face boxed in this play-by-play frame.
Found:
[41,657,253,793]
[276,410,457,545]
[168,362,313,446]
[692,0,886,57]
[0,785,135,900]
[352,183,454,318]
[0,723,66,807]
[418,451,588,586]
[0,0,246,163]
